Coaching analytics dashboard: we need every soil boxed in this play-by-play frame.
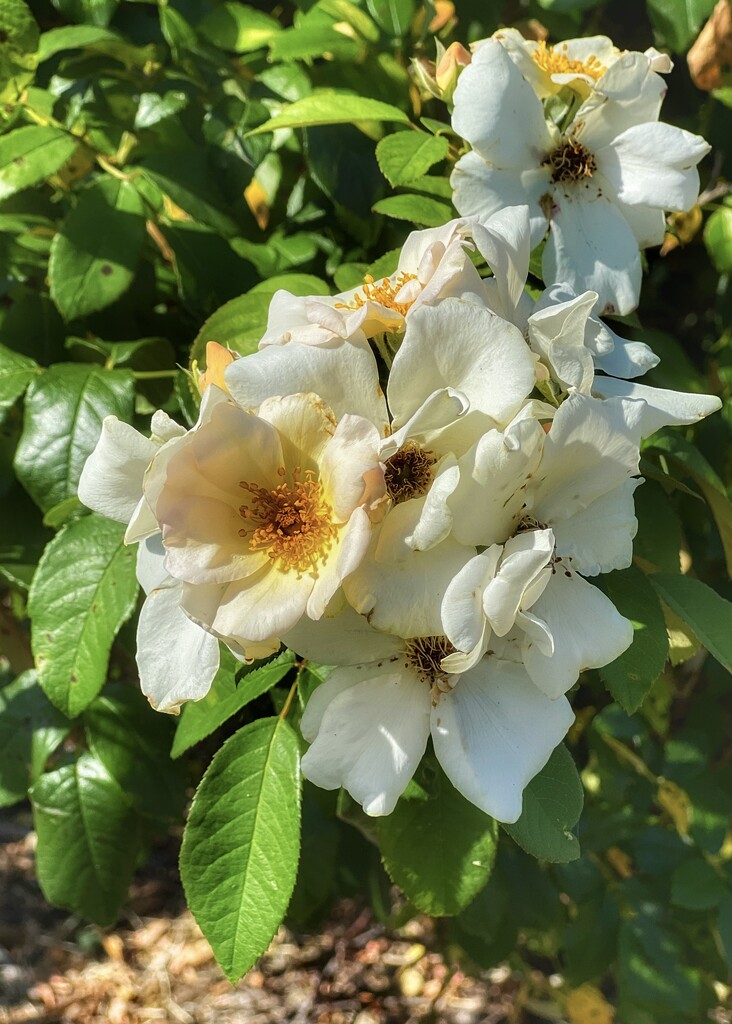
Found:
[0,819,530,1024]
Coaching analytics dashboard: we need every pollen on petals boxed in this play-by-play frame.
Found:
[532,41,605,81]
[336,272,419,323]
[239,467,339,574]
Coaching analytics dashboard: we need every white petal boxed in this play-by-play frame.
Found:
[136,534,167,595]
[382,388,469,458]
[543,189,642,316]
[528,290,598,392]
[599,123,709,212]
[301,662,431,816]
[449,416,545,548]
[522,570,633,698]
[471,205,531,316]
[260,290,344,347]
[282,603,401,667]
[137,581,220,714]
[77,417,156,524]
[442,547,501,654]
[530,393,642,523]
[319,414,384,521]
[552,478,641,576]
[307,506,373,620]
[389,298,536,429]
[451,152,549,247]
[406,454,460,551]
[587,316,660,378]
[591,376,722,437]
[344,499,473,637]
[452,39,552,166]
[431,659,575,822]
[482,529,554,636]
[225,338,389,436]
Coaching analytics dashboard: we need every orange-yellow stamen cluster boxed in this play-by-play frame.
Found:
[239,467,338,574]
[532,41,605,81]
[336,272,418,322]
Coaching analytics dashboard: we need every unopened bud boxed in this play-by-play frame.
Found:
[412,41,471,104]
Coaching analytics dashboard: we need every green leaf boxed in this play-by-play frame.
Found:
[0,342,38,422]
[198,3,281,52]
[649,573,732,673]
[38,24,119,61]
[376,131,449,186]
[190,291,271,364]
[704,206,732,273]
[49,176,145,321]
[600,567,669,714]
[618,905,700,1017]
[647,432,732,577]
[0,483,51,591]
[366,0,415,35]
[379,757,498,916]
[0,126,78,202]
[269,24,363,62]
[14,363,134,512]
[171,649,296,759]
[28,515,139,717]
[633,479,682,573]
[646,0,716,52]
[0,670,69,807]
[372,193,453,227]
[503,744,583,863]
[248,93,410,136]
[180,717,302,982]
[84,684,185,821]
[671,857,728,910]
[0,0,39,104]
[249,273,330,298]
[138,150,239,237]
[30,753,142,926]
[134,89,188,130]
[719,894,732,969]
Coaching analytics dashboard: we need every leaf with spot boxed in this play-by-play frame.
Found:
[14,363,133,513]
[0,126,77,201]
[28,515,139,717]
[48,176,145,321]
[180,717,301,982]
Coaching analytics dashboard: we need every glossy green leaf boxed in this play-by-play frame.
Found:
[171,649,296,759]
[0,126,77,201]
[650,573,732,673]
[600,567,669,714]
[190,291,271,364]
[0,0,39,103]
[14,363,134,512]
[380,758,497,916]
[618,905,700,1017]
[719,895,732,969]
[366,0,415,35]
[0,670,69,807]
[0,342,38,421]
[248,93,410,135]
[376,131,449,186]
[372,193,453,227]
[38,24,119,61]
[49,176,145,320]
[180,717,301,982]
[31,753,142,926]
[503,744,583,863]
[28,515,139,717]
[198,3,281,52]
[139,150,239,237]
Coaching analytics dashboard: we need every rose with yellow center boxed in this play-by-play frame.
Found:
[531,40,605,83]
[144,387,386,655]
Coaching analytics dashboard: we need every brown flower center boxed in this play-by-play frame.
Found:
[383,441,437,504]
[544,139,597,185]
[532,42,605,81]
[405,635,456,693]
[239,467,338,574]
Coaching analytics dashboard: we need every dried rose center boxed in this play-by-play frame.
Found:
[239,467,338,573]
[405,636,456,691]
[335,271,418,322]
[383,441,437,504]
[544,139,597,185]
[532,41,605,81]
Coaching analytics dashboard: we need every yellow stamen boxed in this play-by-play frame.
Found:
[335,271,418,322]
[532,41,605,81]
[239,468,338,574]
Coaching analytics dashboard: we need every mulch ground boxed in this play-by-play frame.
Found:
[0,820,541,1024]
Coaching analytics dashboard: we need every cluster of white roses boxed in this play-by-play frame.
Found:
[79,32,720,825]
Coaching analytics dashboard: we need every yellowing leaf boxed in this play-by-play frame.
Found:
[657,779,691,837]
[662,602,702,665]
[244,179,269,230]
[565,984,615,1024]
